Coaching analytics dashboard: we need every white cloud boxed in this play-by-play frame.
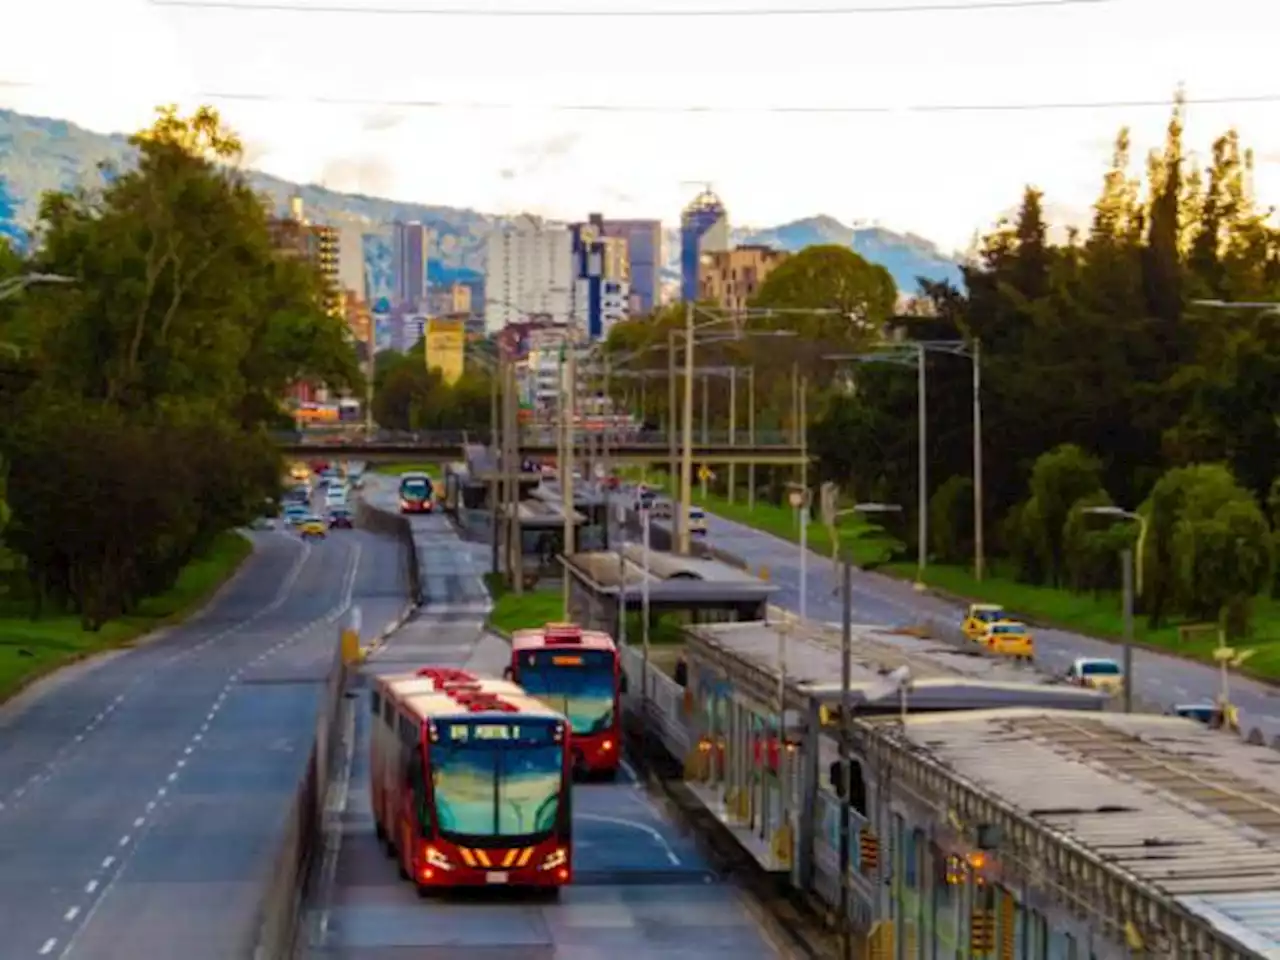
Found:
[3,0,1280,249]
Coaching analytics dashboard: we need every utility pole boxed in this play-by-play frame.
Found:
[972,338,985,581]
[491,357,503,575]
[668,329,680,547]
[838,558,854,960]
[1122,547,1134,713]
[679,302,696,556]
[916,342,928,588]
[562,342,577,617]
[727,366,737,503]
[506,358,523,595]
[748,366,756,509]
[365,318,376,438]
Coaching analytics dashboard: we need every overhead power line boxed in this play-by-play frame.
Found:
[4,79,1276,114]
[156,91,1280,114]
[145,0,1117,16]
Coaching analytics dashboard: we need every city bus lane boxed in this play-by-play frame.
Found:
[306,603,784,958]
[0,533,381,960]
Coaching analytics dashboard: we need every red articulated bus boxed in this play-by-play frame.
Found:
[370,667,574,895]
[507,623,624,780]
[399,471,434,514]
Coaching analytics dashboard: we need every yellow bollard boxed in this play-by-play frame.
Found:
[771,821,794,868]
[340,627,361,665]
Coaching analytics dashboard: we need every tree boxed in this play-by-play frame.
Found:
[1020,445,1106,587]
[0,106,361,626]
[749,244,896,342]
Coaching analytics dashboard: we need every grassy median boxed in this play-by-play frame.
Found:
[0,532,253,704]
[372,462,439,476]
[485,574,564,634]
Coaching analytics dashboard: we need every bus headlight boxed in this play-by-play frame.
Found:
[423,845,455,870]
[538,848,568,871]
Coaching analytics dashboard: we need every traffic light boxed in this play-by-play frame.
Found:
[970,909,995,954]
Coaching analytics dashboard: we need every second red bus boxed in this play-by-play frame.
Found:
[507,623,624,780]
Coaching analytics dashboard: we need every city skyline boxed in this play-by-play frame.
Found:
[4,0,1279,252]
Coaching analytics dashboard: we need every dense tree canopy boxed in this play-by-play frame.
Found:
[0,106,360,628]
[372,345,495,434]
[801,98,1280,633]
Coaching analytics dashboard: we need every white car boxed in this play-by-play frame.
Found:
[324,486,348,509]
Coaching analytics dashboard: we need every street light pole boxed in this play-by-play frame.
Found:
[668,329,679,545]
[562,342,577,618]
[838,557,853,960]
[916,342,927,588]
[679,302,696,556]
[972,338,984,581]
[1121,547,1134,713]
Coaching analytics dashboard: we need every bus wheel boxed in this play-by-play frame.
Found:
[375,819,386,842]
[415,884,432,899]
[597,767,619,783]
[397,854,410,881]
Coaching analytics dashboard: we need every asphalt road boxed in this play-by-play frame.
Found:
[304,504,786,960]
[651,502,1280,739]
[0,521,409,960]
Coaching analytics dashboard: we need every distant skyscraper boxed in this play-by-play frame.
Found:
[571,214,631,340]
[267,194,342,319]
[337,224,366,299]
[593,216,661,315]
[483,215,574,335]
[680,189,729,303]
[392,221,430,308]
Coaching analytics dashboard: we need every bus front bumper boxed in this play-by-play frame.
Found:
[413,841,571,887]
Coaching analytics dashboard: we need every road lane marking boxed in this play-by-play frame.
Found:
[63,907,79,922]
[39,938,56,955]
[2,535,315,814]
[133,816,145,828]
[84,881,97,895]
[118,835,130,847]
[575,813,683,866]
[100,857,113,870]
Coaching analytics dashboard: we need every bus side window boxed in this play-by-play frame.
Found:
[406,749,428,831]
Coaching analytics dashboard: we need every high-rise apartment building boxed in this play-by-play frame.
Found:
[267,195,343,319]
[571,214,631,341]
[483,215,574,334]
[392,221,430,309]
[680,188,730,303]
[592,216,661,315]
[338,224,366,299]
[699,245,790,313]
[426,281,473,317]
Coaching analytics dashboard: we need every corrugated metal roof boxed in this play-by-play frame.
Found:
[892,709,1280,951]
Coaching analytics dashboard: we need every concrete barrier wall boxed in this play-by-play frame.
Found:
[356,500,423,605]
[247,631,348,959]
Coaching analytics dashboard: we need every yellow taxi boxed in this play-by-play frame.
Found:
[298,515,327,539]
[979,620,1034,661]
[962,603,1006,641]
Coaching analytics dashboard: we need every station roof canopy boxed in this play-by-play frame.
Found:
[684,620,1107,714]
[563,548,776,606]
[498,499,586,526]
[879,709,1280,958]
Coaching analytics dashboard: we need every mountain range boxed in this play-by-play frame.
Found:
[0,106,963,299]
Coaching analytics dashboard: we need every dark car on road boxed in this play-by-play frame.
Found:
[328,507,354,529]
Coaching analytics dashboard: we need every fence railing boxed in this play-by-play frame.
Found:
[272,428,801,449]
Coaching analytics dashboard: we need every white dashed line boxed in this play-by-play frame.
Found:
[101,857,114,870]
[84,881,98,895]
[176,759,186,769]
[63,907,79,922]
[39,938,56,955]
[156,787,167,798]
[118,835,130,847]
[184,746,193,755]
[133,816,145,828]
[167,772,179,783]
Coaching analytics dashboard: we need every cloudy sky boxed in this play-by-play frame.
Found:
[4,0,1279,252]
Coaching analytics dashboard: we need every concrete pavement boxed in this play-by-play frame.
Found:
[305,506,786,959]
[659,504,1280,740]
[0,524,410,959]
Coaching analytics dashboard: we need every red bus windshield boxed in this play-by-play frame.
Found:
[400,477,432,501]
[428,718,565,840]
[515,648,617,736]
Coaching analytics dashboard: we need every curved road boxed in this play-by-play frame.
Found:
[305,491,787,959]
[0,523,409,959]
[655,502,1280,739]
